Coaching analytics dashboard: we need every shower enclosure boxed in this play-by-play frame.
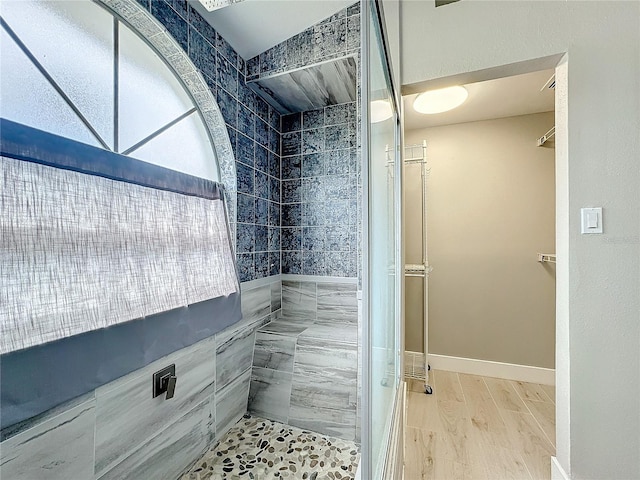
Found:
[0,1,404,479]
[361,1,404,478]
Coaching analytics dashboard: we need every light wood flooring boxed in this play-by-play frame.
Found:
[404,370,556,480]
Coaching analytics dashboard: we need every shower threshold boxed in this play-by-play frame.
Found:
[180,415,360,480]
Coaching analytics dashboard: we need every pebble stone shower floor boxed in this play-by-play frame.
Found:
[180,415,360,480]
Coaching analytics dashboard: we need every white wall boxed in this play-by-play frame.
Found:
[401,2,640,479]
[405,113,556,369]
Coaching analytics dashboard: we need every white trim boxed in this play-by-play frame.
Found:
[423,353,555,386]
[280,274,358,284]
[551,456,570,480]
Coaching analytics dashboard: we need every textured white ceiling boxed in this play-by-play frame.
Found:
[403,69,555,130]
[190,0,355,60]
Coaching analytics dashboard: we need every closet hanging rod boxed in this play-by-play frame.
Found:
[537,253,557,264]
[537,126,556,146]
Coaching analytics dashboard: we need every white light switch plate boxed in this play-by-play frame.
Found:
[581,207,603,234]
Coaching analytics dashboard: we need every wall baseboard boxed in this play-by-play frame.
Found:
[551,456,570,480]
[407,351,555,386]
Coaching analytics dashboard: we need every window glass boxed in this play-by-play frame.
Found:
[131,112,218,181]
[0,0,219,182]
[0,28,101,147]
[1,0,115,148]
[118,24,195,155]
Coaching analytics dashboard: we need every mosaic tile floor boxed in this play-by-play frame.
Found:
[180,415,360,480]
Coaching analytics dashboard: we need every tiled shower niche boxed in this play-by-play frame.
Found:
[248,280,360,442]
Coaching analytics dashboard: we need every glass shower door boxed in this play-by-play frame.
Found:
[362,1,402,478]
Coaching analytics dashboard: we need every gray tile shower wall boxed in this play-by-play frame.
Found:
[0,279,280,480]
[2,3,364,479]
[94,336,217,477]
[251,1,362,279]
[142,0,282,283]
[98,399,212,480]
[280,103,361,277]
[246,2,360,81]
[247,279,360,442]
[146,0,362,282]
[0,399,96,480]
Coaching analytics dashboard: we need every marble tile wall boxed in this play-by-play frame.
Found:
[246,1,362,280]
[146,0,363,283]
[246,2,361,81]
[98,398,212,480]
[0,279,281,480]
[248,56,358,114]
[94,336,217,477]
[141,0,282,283]
[247,280,360,442]
[280,102,361,277]
[1,1,365,476]
[0,398,96,480]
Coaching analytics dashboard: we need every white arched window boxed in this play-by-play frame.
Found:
[0,0,241,355]
[1,0,220,182]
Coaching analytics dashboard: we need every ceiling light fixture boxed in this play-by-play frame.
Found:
[413,86,468,114]
[371,100,393,123]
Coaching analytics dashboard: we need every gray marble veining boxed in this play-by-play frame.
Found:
[253,332,296,371]
[94,336,216,477]
[288,409,357,442]
[0,399,95,480]
[1,390,95,442]
[248,367,293,423]
[270,281,282,312]
[248,57,357,114]
[289,339,357,443]
[317,282,357,303]
[290,371,356,411]
[239,283,271,326]
[316,303,358,325]
[245,279,360,441]
[98,399,211,480]
[298,322,357,346]
[281,280,317,319]
[288,384,357,442]
[316,282,358,324]
[216,325,256,392]
[293,340,357,382]
[259,319,311,337]
[215,369,251,438]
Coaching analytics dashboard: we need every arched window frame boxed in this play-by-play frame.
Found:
[2,0,238,240]
[98,0,237,235]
